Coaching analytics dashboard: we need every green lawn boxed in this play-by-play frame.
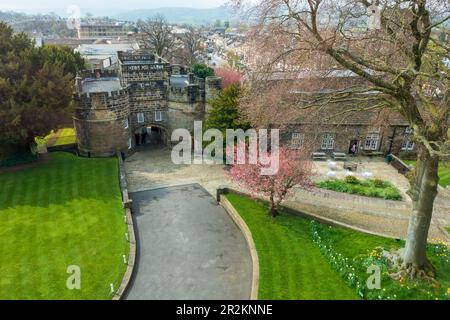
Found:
[36,128,76,150]
[54,128,76,146]
[225,193,450,300]
[403,160,450,187]
[315,223,450,300]
[0,152,128,299]
[225,193,358,300]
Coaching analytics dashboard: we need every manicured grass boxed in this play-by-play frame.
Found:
[317,177,403,200]
[0,152,128,299]
[226,193,450,300]
[225,193,358,300]
[55,128,76,146]
[36,128,76,150]
[403,160,450,187]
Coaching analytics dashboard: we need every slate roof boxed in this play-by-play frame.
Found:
[170,75,191,89]
[81,77,123,93]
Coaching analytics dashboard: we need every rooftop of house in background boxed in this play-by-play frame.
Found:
[79,22,129,27]
[75,42,139,60]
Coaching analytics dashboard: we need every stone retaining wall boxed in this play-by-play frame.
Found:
[218,187,401,240]
[219,193,259,300]
[113,155,136,300]
[390,154,411,175]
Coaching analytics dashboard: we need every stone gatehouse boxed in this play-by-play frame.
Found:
[73,50,221,157]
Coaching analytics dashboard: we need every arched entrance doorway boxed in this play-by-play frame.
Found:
[134,125,165,147]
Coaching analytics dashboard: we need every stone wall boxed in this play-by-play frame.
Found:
[167,104,204,137]
[113,155,136,300]
[167,84,206,136]
[205,76,222,114]
[74,90,131,157]
[284,124,411,155]
[74,51,223,156]
[74,119,131,157]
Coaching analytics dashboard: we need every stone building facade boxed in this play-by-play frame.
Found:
[73,50,221,157]
[267,71,417,157]
[285,115,415,157]
[76,23,129,39]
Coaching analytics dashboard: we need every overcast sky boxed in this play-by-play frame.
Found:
[0,0,227,11]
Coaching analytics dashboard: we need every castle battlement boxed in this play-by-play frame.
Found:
[169,84,201,93]
[76,88,129,99]
[118,50,169,66]
[78,69,119,80]
[168,84,204,103]
[74,49,221,157]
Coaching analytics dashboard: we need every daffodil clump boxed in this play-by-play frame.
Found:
[310,221,450,300]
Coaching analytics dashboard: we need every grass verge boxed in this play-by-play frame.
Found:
[225,193,357,300]
[402,160,449,188]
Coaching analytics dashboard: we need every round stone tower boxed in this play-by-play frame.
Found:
[73,72,132,157]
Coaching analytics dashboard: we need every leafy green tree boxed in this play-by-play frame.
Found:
[0,22,83,160]
[191,63,214,79]
[39,45,85,76]
[205,83,250,133]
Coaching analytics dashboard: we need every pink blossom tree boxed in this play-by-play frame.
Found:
[228,145,314,217]
[214,68,242,88]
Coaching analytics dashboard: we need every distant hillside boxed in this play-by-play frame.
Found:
[116,7,236,25]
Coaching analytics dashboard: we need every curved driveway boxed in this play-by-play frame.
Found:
[124,184,252,300]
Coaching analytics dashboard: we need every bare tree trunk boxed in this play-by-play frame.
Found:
[268,193,279,217]
[402,145,439,271]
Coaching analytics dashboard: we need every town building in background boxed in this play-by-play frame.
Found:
[76,22,131,39]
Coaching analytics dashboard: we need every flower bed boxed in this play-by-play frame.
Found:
[317,176,402,200]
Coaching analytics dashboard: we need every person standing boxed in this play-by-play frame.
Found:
[350,142,357,156]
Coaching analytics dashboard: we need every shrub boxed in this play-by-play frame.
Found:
[373,179,385,188]
[0,152,37,168]
[191,63,214,79]
[365,187,379,198]
[318,180,350,193]
[383,189,403,201]
[345,175,360,184]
